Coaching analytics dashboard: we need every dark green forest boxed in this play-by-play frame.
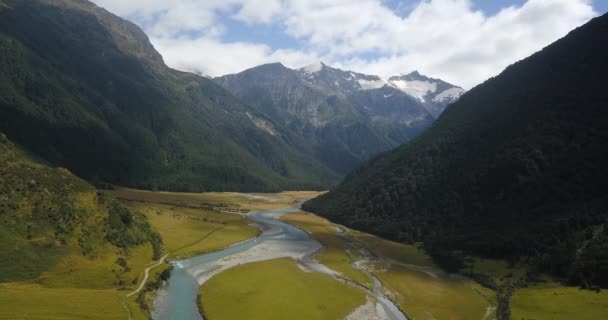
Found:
[0,0,338,192]
[304,13,608,288]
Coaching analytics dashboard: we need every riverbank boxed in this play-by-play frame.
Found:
[157,206,408,320]
[107,189,320,319]
[281,211,494,320]
[110,188,487,320]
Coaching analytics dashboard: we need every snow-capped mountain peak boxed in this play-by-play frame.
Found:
[297,63,391,95]
[386,71,465,117]
[294,63,465,117]
[239,62,464,118]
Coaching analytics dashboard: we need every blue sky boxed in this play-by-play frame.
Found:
[479,0,606,15]
[93,0,604,88]
[217,0,606,52]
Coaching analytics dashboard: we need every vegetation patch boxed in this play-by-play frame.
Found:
[199,258,366,320]
[109,187,306,212]
[0,283,125,320]
[0,138,161,318]
[39,243,154,290]
[349,230,434,267]
[376,264,491,320]
[284,210,497,319]
[123,201,259,259]
[511,284,608,320]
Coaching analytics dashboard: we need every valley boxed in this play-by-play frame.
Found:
[0,182,495,320]
[1,145,607,320]
[1,1,607,319]
[98,190,495,320]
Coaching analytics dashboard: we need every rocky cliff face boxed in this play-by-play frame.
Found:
[42,0,164,64]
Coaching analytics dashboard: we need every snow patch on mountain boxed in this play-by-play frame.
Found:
[358,79,387,90]
[389,79,438,102]
[433,87,465,102]
[301,62,324,74]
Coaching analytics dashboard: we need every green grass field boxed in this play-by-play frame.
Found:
[284,210,495,320]
[110,189,323,259]
[0,188,310,320]
[349,231,434,267]
[0,142,162,319]
[39,243,153,289]
[122,202,259,259]
[511,284,608,320]
[0,241,157,319]
[353,232,495,319]
[108,188,316,212]
[0,283,125,320]
[199,258,366,320]
[376,264,492,320]
[0,167,320,320]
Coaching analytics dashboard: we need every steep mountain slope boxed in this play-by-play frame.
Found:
[304,13,608,287]
[215,62,459,174]
[0,133,160,283]
[0,0,338,192]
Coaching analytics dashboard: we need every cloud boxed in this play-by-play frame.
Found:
[91,0,597,88]
[232,0,283,24]
[152,36,320,76]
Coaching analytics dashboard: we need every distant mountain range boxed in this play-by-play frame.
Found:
[0,0,465,192]
[304,13,608,288]
[215,62,464,173]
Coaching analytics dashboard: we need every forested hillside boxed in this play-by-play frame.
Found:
[304,13,608,287]
[0,0,338,192]
[0,133,160,283]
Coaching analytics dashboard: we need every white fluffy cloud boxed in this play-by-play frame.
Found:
[91,0,597,88]
[152,37,320,77]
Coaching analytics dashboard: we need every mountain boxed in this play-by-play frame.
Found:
[0,133,160,282]
[215,62,462,174]
[304,13,608,287]
[295,63,464,119]
[0,0,338,192]
[388,71,465,117]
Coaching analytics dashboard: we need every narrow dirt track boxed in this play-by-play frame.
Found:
[127,253,170,298]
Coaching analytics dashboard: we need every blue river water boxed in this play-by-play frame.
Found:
[151,207,308,320]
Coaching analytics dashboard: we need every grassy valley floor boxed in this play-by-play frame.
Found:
[282,210,608,320]
[199,258,366,320]
[106,188,320,318]
[4,187,604,320]
[0,283,126,320]
[0,186,315,320]
[511,284,608,320]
